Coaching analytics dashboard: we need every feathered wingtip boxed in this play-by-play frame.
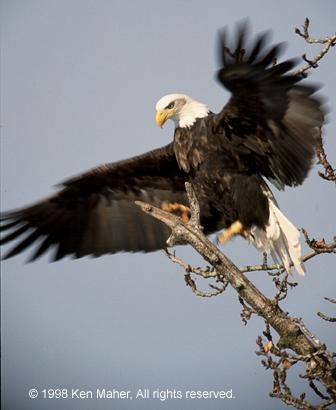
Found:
[216,20,294,93]
[217,19,251,66]
[217,19,286,67]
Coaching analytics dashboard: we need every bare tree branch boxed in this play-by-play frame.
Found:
[135,183,336,403]
[240,241,335,273]
[184,272,227,298]
[317,297,336,323]
[163,249,218,278]
[294,18,336,77]
[315,134,336,183]
[256,330,335,409]
[302,230,336,252]
[164,231,335,276]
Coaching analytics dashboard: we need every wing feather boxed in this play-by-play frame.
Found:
[215,21,326,189]
[1,144,191,261]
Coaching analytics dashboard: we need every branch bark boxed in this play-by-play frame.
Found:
[294,18,336,78]
[135,183,336,402]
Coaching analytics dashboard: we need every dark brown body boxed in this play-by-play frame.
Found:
[174,116,269,230]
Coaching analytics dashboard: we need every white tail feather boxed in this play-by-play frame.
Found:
[250,200,305,275]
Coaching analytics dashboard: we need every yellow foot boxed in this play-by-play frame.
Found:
[161,202,191,223]
[217,220,249,244]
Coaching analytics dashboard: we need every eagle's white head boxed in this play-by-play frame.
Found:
[155,93,209,129]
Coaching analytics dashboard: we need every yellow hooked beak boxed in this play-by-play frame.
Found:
[155,110,169,128]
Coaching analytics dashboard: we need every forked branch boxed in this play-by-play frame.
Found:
[135,182,336,404]
[294,18,336,77]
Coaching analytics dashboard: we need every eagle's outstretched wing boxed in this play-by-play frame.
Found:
[1,143,193,261]
[215,21,325,189]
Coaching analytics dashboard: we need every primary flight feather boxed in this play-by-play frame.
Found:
[1,22,325,274]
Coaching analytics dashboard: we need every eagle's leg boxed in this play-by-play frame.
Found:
[217,220,249,244]
[161,202,191,223]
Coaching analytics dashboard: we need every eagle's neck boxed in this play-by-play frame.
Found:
[177,100,209,128]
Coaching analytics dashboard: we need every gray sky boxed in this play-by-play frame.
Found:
[1,1,335,409]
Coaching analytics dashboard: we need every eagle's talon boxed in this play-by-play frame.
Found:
[161,202,191,223]
[217,220,246,245]
[217,231,229,245]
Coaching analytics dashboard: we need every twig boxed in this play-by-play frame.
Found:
[308,380,330,402]
[184,273,227,297]
[273,274,298,303]
[302,230,336,252]
[165,230,335,275]
[163,249,229,296]
[256,329,335,409]
[238,296,257,325]
[294,18,336,77]
[240,242,335,273]
[317,297,336,323]
[315,133,336,183]
[317,312,336,323]
[163,249,217,278]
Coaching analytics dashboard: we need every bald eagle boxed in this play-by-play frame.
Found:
[1,23,325,274]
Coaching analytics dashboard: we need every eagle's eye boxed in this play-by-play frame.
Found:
[166,102,175,109]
